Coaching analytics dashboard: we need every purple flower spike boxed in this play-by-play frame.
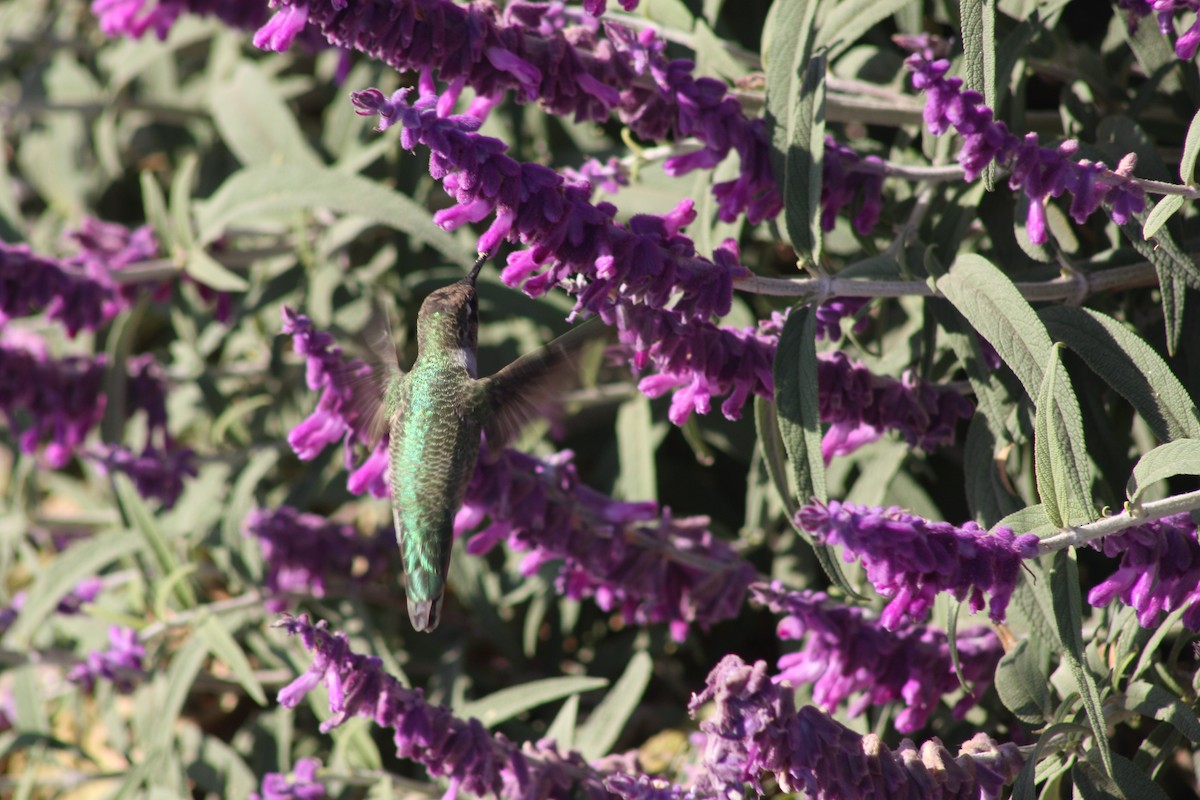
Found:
[690,655,1024,799]
[0,331,107,468]
[796,501,1040,628]
[265,0,779,223]
[460,449,755,642]
[244,507,390,612]
[1087,512,1200,629]
[821,138,887,235]
[90,444,197,509]
[67,625,145,693]
[91,0,302,42]
[1118,1,1200,60]
[813,297,869,341]
[751,582,1002,733]
[903,38,1145,244]
[276,614,649,798]
[250,757,325,800]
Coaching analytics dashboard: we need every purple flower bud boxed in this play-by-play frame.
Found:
[796,501,1040,628]
[1118,1,1200,59]
[250,757,325,800]
[604,774,689,800]
[90,444,197,508]
[460,449,755,642]
[751,582,1002,733]
[67,625,145,693]
[275,614,647,798]
[689,654,1024,799]
[1087,512,1200,629]
[244,507,391,613]
[813,297,869,341]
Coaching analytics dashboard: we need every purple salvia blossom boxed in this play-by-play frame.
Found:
[244,507,391,613]
[562,156,630,196]
[1118,1,1200,60]
[93,0,271,41]
[821,137,886,235]
[65,217,161,308]
[0,577,105,635]
[275,614,644,799]
[604,774,693,800]
[796,501,1040,629]
[280,306,389,498]
[459,448,755,643]
[90,444,197,509]
[249,757,325,800]
[67,625,145,693]
[582,0,641,17]
[690,655,1024,800]
[1087,512,1200,629]
[751,581,1002,734]
[260,0,780,223]
[0,242,109,336]
[813,297,869,341]
[903,37,1145,245]
[0,330,107,468]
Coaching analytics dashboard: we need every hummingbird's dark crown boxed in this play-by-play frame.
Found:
[416,281,478,352]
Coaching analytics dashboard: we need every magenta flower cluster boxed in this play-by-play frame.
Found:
[796,501,1040,629]
[690,655,1024,799]
[67,625,145,693]
[821,137,886,235]
[243,506,392,613]
[249,757,324,800]
[92,0,272,41]
[903,37,1145,245]
[458,448,755,642]
[1088,512,1200,629]
[1118,0,1200,60]
[258,0,778,225]
[275,614,643,799]
[751,582,1002,734]
[0,577,103,636]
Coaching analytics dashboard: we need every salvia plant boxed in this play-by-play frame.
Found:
[3,0,1200,797]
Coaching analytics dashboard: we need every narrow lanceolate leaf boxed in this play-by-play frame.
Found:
[1049,549,1114,778]
[763,0,822,265]
[1142,195,1186,239]
[1033,345,1094,528]
[1122,680,1200,743]
[208,62,323,170]
[959,0,997,187]
[576,650,652,760]
[1040,306,1200,442]
[197,613,268,706]
[1181,108,1200,184]
[1119,219,1200,353]
[114,473,197,609]
[460,676,608,729]
[1126,439,1200,504]
[995,639,1051,724]
[817,0,917,59]
[937,254,1054,404]
[773,307,856,596]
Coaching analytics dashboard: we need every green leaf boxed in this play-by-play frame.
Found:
[1181,108,1200,184]
[460,676,608,729]
[1119,219,1200,354]
[546,694,579,751]
[184,247,250,292]
[1049,549,1113,777]
[2,530,143,647]
[936,254,1053,403]
[1122,680,1200,743]
[1126,439,1200,504]
[222,448,280,545]
[817,0,918,59]
[208,62,323,170]
[754,396,795,514]
[763,0,822,265]
[146,634,210,750]
[995,504,1056,538]
[1033,345,1094,528]
[1010,721,1085,800]
[1142,194,1186,239]
[197,613,268,706]
[114,473,197,609]
[170,152,199,252]
[995,638,1052,724]
[140,170,174,253]
[960,0,997,188]
[615,395,659,503]
[1040,305,1200,441]
[576,650,652,760]
[195,165,470,263]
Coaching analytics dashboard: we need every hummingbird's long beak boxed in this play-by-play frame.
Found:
[466,252,489,285]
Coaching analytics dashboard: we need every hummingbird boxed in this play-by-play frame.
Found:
[351,254,599,633]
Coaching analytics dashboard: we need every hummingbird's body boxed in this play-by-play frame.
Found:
[356,255,598,632]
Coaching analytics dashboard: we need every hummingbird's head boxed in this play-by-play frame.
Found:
[415,280,478,355]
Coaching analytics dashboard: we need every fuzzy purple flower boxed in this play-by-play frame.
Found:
[821,138,887,235]
[751,582,1002,733]
[813,297,869,341]
[261,0,779,223]
[91,0,309,42]
[275,614,645,799]
[903,37,1145,245]
[0,242,110,337]
[796,501,1040,629]
[0,330,107,468]
[0,577,104,635]
[90,444,197,508]
[604,774,691,800]
[690,655,1024,799]
[244,506,391,613]
[249,757,324,800]
[280,306,389,497]
[459,448,755,642]
[1118,1,1200,60]
[1087,512,1200,629]
[67,625,145,693]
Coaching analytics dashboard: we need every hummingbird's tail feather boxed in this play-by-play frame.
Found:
[405,569,446,632]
